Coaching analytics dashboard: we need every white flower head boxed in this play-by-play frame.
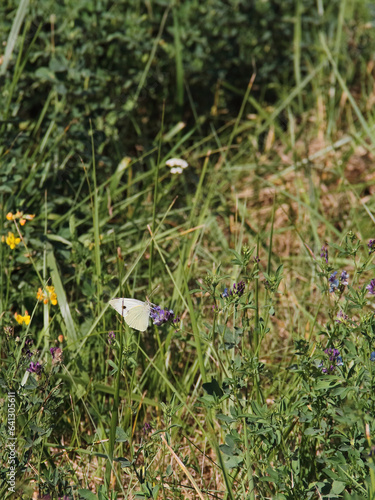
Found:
[166,158,188,170]
[170,167,183,175]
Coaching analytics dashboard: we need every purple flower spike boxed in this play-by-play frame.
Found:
[22,338,34,358]
[143,422,152,434]
[320,347,343,373]
[329,272,339,293]
[27,361,42,375]
[236,281,245,296]
[367,279,375,296]
[340,270,349,286]
[320,245,328,264]
[223,281,246,299]
[336,310,348,323]
[368,240,375,255]
[150,306,175,326]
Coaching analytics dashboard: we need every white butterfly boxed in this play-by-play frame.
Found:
[109,298,151,332]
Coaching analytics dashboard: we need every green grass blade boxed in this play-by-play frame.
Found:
[47,249,78,345]
[0,0,29,76]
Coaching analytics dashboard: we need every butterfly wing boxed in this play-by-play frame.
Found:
[109,298,150,331]
[124,303,151,331]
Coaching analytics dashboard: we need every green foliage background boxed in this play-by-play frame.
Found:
[2,0,375,499]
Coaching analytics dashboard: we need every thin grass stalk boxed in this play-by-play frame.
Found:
[43,191,48,352]
[224,74,256,164]
[3,23,42,125]
[0,195,4,318]
[320,33,375,147]
[184,278,207,384]
[0,0,29,76]
[133,7,170,104]
[172,151,211,303]
[327,0,347,136]
[366,422,375,497]
[172,6,184,112]
[293,0,302,111]
[254,237,262,404]
[149,103,165,282]
[253,237,259,350]
[105,320,124,490]
[90,121,102,307]
[243,421,255,500]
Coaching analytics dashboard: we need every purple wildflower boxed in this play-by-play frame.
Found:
[368,240,375,255]
[336,310,348,323]
[320,245,328,264]
[340,270,349,286]
[329,272,339,293]
[143,422,152,435]
[108,331,115,344]
[254,256,260,263]
[235,281,245,296]
[371,352,375,362]
[150,306,175,326]
[324,347,340,361]
[27,361,42,374]
[367,279,375,295]
[320,348,343,373]
[223,281,246,299]
[22,338,33,358]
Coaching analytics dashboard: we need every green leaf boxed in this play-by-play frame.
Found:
[115,427,129,443]
[331,480,346,495]
[77,489,98,500]
[216,413,236,424]
[223,454,243,469]
[202,378,223,398]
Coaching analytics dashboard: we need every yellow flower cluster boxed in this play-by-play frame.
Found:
[14,311,31,325]
[37,286,58,305]
[2,232,21,249]
[6,211,35,226]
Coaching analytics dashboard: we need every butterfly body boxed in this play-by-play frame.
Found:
[109,298,151,331]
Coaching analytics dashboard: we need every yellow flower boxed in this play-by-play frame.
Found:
[14,312,23,325]
[5,211,35,225]
[23,311,31,325]
[37,286,58,305]
[14,312,30,325]
[20,214,35,225]
[46,286,58,305]
[50,291,58,305]
[5,232,21,249]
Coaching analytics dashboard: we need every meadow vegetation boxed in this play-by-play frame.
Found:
[1,0,375,498]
